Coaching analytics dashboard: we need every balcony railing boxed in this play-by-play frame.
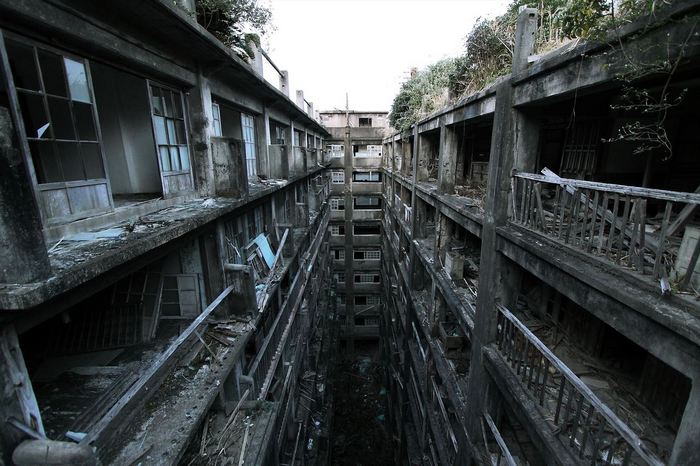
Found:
[495,304,664,466]
[511,170,700,292]
[482,412,517,466]
[247,208,329,398]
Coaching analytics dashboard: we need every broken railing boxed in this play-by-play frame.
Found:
[481,412,517,466]
[430,376,458,461]
[495,304,664,466]
[247,209,329,399]
[511,170,700,292]
[82,284,236,448]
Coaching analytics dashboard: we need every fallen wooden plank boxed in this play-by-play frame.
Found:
[667,184,700,238]
[82,285,235,448]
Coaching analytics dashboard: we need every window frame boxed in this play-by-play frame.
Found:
[331,170,345,184]
[211,102,222,137]
[330,197,345,211]
[241,112,257,178]
[5,35,109,187]
[353,196,382,210]
[353,171,381,182]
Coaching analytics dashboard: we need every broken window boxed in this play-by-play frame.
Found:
[331,171,345,184]
[241,113,257,177]
[354,272,380,283]
[333,272,345,284]
[354,144,382,157]
[353,171,381,182]
[330,224,345,235]
[354,295,380,306]
[332,248,345,260]
[353,224,380,235]
[150,83,190,173]
[211,103,222,137]
[6,38,106,184]
[353,196,382,210]
[358,117,372,127]
[330,197,345,210]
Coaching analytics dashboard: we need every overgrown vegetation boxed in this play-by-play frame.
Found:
[389,59,461,132]
[389,0,674,132]
[193,0,272,61]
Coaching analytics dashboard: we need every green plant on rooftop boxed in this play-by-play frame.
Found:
[194,0,272,61]
[389,58,461,132]
[390,0,674,133]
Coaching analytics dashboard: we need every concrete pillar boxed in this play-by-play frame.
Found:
[512,8,538,74]
[307,102,314,118]
[671,380,700,465]
[343,125,354,355]
[464,80,518,442]
[402,137,412,176]
[435,211,452,266]
[248,39,264,75]
[0,108,51,283]
[279,70,289,97]
[296,90,305,110]
[0,325,44,464]
[286,120,295,179]
[188,68,216,197]
[437,121,458,195]
[416,132,431,182]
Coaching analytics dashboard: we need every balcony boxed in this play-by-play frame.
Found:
[493,304,665,465]
[511,170,700,296]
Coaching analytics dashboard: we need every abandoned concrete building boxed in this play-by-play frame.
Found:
[1,1,700,465]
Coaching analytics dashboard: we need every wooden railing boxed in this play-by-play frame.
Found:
[247,208,329,399]
[430,376,458,458]
[511,170,700,292]
[495,304,664,466]
[482,412,517,466]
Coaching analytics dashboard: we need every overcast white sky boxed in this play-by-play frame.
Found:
[260,0,510,112]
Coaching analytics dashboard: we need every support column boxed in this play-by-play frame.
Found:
[464,8,538,458]
[343,125,354,355]
[437,121,458,195]
[248,39,264,76]
[0,325,44,464]
[0,107,50,283]
[188,68,216,197]
[279,70,289,97]
[463,79,516,458]
[671,380,700,465]
[416,131,431,182]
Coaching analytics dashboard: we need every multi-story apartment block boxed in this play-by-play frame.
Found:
[380,5,700,466]
[1,2,700,466]
[0,1,339,464]
[320,110,388,352]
